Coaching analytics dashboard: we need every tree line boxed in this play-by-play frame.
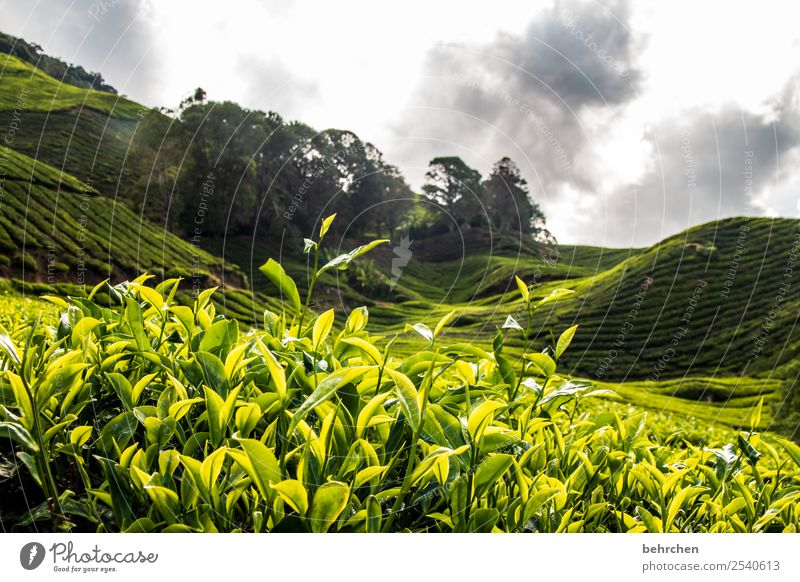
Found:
[122,89,551,249]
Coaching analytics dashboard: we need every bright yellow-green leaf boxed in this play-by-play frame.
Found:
[272,479,309,515]
[515,276,529,302]
[467,400,506,443]
[434,310,458,338]
[312,309,335,347]
[319,214,336,239]
[229,439,281,501]
[555,325,578,360]
[387,369,421,432]
[309,481,349,532]
[340,336,382,365]
[257,340,287,402]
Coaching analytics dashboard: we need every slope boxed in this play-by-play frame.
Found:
[0,145,244,287]
[0,52,146,197]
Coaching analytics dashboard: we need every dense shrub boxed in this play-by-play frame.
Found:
[0,218,799,533]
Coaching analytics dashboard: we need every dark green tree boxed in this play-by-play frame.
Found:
[483,157,549,239]
[176,101,283,237]
[422,157,486,229]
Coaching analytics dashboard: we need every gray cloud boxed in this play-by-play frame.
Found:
[605,84,800,246]
[1,0,161,104]
[235,55,321,120]
[390,0,642,197]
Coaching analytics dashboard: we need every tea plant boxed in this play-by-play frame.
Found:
[1,216,799,533]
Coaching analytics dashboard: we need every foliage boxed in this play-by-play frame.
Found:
[422,156,486,230]
[1,219,798,534]
[484,157,550,241]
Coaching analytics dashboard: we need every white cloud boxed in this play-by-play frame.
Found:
[2,0,800,245]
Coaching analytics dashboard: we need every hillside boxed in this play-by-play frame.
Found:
[0,31,117,93]
[0,52,145,197]
[0,145,244,287]
[0,34,797,438]
[361,217,800,380]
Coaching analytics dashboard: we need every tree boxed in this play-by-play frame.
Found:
[483,157,550,240]
[422,157,486,229]
[176,101,277,236]
[123,109,183,227]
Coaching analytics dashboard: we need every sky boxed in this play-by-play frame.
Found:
[2,0,799,246]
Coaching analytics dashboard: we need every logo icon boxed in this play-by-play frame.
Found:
[20,542,46,570]
[390,235,413,290]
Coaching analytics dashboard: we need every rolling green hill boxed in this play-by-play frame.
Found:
[0,31,117,93]
[360,217,799,380]
[0,145,244,287]
[0,36,797,437]
[0,52,146,197]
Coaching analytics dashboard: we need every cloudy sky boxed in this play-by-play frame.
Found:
[3,0,799,246]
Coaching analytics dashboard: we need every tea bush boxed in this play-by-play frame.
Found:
[1,217,799,533]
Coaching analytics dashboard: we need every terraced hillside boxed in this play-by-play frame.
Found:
[328,217,796,433]
[358,218,799,379]
[0,52,146,196]
[0,145,244,286]
[0,36,797,438]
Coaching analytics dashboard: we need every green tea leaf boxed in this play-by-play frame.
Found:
[524,352,557,378]
[195,351,228,396]
[288,367,370,433]
[319,214,337,239]
[502,315,523,332]
[259,259,301,315]
[312,309,335,347]
[272,479,309,515]
[555,325,578,360]
[229,439,281,501]
[405,322,433,343]
[318,240,388,275]
[340,336,383,364]
[309,481,350,532]
[0,421,38,452]
[388,369,421,432]
[434,310,458,338]
[473,453,513,497]
[125,297,149,352]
